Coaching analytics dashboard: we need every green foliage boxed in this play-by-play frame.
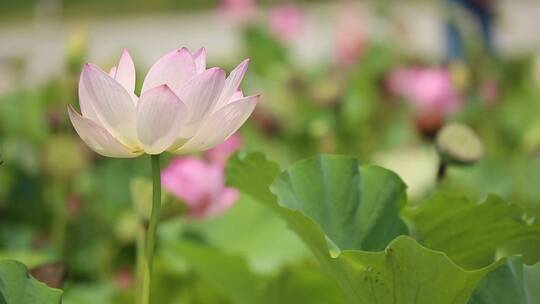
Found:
[469,256,540,304]
[405,193,540,268]
[172,242,263,304]
[0,260,62,304]
[169,241,347,304]
[243,26,288,75]
[227,153,503,304]
[271,155,408,251]
[187,195,308,273]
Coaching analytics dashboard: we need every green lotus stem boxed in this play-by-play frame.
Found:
[135,222,145,304]
[51,181,67,257]
[141,154,161,304]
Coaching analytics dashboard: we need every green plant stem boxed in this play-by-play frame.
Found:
[51,181,67,257]
[135,223,145,304]
[141,154,161,304]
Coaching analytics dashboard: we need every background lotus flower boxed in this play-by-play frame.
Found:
[205,133,243,166]
[269,4,307,41]
[219,0,257,25]
[335,4,367,66]
[162,157,239,218]
[162,133,243,218]
[386,66,462,116]
[68,48,259,158]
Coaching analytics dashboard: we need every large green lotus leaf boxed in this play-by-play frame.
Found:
[0,260,62,304]
[404,193,540,268]
[231,156,408,251]
[270,155,408,251]
[227,153,503,304]
[469,256,540,303]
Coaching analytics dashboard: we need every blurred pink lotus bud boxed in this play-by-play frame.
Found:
[219,0,257,25]
[480,78,500,106]
[162,158,239,218]
[116,267,134,290]
[206,133,243,166]
[269,4,307,41]
[387,67,462,116]
[335,4,366,66]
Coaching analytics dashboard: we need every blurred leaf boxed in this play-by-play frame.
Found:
[62,282,116,304]
[130,177,154,221]
[243,26,287,75]
[191,195,308,274]
[44,135,88,180]
[0,260,62,304]
[263,262,347,304]
[469,256,540,304]
[131,174,178,222]
[172,241,348,304]
[171,242,264,304]
[405,193,540,268]
[227,153,502,303]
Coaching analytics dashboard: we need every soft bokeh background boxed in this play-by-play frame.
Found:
[1,0,540,303]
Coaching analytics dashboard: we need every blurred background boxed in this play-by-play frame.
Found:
[1,0,540,303]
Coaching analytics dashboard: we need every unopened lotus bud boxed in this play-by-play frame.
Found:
[311,77,343,107]
[436,123,484,165]
[130,177,153,221]
[415,111,445,140]
[115,212,139,243]
[44,135,88,179]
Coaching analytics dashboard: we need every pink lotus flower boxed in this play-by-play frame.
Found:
[68,47,259,158]
[162,157,239,218]
[205,133,243,166]
[219,0,257,25]
[269,4,307,41]
[335,5,367,66]
[386,67,462,115]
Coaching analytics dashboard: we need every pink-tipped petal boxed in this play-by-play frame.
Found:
[136,85,189,154]
[175,94,259,154]
[68,105,141,158]
[79,64,138,147]
[114,49,136,94]
[178,67,226,124]
[215,59,250,110]
[230,90,244,101]
[141,48,196,95]
[192,48,206,74]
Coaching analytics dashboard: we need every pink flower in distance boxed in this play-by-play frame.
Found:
[206,133,243,166]
[387,67,462,115]
[269,4,307,41]
[68,47,259,158]
[335,5,366,66]
[219,0,257,25]
[162,158,239,218]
